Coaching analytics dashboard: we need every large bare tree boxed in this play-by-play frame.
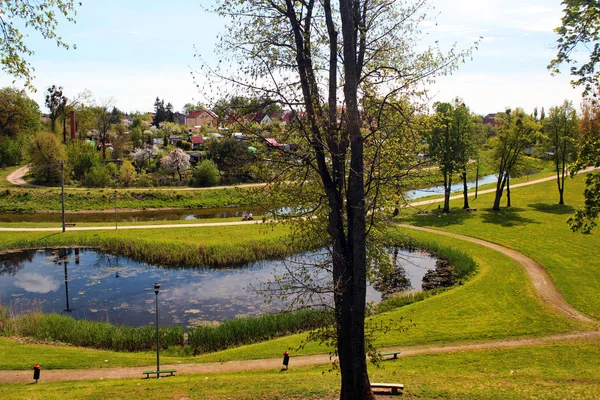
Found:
[202,1,472,398]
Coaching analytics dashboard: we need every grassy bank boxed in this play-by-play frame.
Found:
[0,223,298,267]
[0,186,260,212]
[2,339,599,399]
[402,172,600,320]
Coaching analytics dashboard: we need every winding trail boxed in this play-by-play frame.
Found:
[1,224,598,383]
[2,168,599,383]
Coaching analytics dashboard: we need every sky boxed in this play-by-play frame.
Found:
[0,0,586,116]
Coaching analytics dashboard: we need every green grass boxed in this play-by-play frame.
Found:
[2,340,599,399]
[0,166,19,188]
[401,172,600,320]
[0,186,260,212]
[0,223,300,267]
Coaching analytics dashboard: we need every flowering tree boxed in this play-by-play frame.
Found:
[131,145,159,172]
[160,148,191,181]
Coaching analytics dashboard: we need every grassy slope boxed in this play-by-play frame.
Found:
[2,340,599,399]
[0,223,296,267]
[0,186,260,212]
[0,224,583,370]
[402,172,600,320]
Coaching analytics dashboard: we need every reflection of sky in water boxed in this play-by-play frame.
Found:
[14,273,60,293]
[0,248,437,327]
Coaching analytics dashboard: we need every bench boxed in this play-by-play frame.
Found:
[142,369,177,378]
[371,383,404,395]
[380,351,401,360]
[64,223,77,227]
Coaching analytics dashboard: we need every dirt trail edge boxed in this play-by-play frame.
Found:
[1,331,599,383]
[398,224,595,323]
[1,226,599,383]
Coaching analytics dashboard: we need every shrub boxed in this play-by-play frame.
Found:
[0,138,23,166]
[192,159,221,187]
[84,164,111,187]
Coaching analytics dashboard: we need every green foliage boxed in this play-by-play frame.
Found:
[24,131,65,184]
[549,0,600,95]
[0,138,22,166]
[66,140,101,181]
[568,171,600,233]
[192,159,221,187]
[0,87,41,139]
[0,1,78,90]
[119,160,137,187]
[84,164,112,188]
[207,138,255,183]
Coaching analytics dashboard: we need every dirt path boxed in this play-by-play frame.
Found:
[1,331,599,383]
[5,166,43,188]
[398,224,594,323]
[5,166,268,191]
[1,224,598,383]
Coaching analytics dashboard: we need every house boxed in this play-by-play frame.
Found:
[188,136,205,150]
[483,113,503,127]
[173,112,186,125]
[265,138,282,147]
[249,113,271,125]
[169,135,180,145]
[186,109,219,128]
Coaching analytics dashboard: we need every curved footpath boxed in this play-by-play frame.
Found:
[2,168,597,232]
[0,225,598,383]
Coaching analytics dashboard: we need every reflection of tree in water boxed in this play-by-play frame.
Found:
[373,247,412,299]
[0,249,37,276]
[422,260,455,290]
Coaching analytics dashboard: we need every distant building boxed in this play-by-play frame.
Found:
[483,113,503,127]
[173,112,186,125]
[188,135,205,150]
[186,110,219,128]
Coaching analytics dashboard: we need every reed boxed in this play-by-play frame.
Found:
[188,308,330,354]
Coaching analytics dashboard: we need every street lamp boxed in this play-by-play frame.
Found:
[154,282,161,379]
[114,159,122,230]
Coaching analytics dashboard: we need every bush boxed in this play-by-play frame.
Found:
[192,159,221,187]
[84,165,112,187]
[136,172,155,187]
[0,138,22,166]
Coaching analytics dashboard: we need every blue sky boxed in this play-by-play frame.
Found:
[0,0,585,116]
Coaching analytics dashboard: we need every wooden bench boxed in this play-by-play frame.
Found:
[142,369,177,378]
[371,383,404,395]
[380,351,401,359]
[64,223,77,227]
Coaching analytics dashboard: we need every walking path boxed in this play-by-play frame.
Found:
[6,166,268,191]
[0,223,597,383]
[3,168,597,232]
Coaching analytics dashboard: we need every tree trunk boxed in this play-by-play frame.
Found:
[337,0,373,398]
[492,172,507,211]
[62,116,67,144]
[506,174,511,207]
[102,135,107,159]
[443,171,452,213]
[462,170,469,209]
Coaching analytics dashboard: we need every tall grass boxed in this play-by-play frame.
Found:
[188,308,330,354]
[0,308,184,352]
[0,304,330,354]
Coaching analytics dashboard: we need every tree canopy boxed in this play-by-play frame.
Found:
[0,1,79,90]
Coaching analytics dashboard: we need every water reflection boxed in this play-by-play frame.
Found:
[0,247,438,327]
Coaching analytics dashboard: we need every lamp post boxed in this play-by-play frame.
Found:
[60,160,66,232]
[114,159,122,230]
[154,282,161,379]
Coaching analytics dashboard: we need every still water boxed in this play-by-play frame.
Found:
[0,248,437,327]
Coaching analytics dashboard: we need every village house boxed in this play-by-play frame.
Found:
[188,135,205,150]
[186,109,219,128]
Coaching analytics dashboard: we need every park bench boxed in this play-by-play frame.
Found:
[142,369,177,378]
[371,383,404,395]
[380,351,401,360]
[64,223,77,227]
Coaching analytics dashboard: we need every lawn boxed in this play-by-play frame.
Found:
[402,172,600,320]
[2,339,599,399]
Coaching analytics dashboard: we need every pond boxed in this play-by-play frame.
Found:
[406,174,497,200]
[0,247,437,327]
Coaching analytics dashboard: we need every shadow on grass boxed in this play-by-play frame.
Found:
[528,203,575,215]
[480,207,538,227]
[402,208,477,228]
